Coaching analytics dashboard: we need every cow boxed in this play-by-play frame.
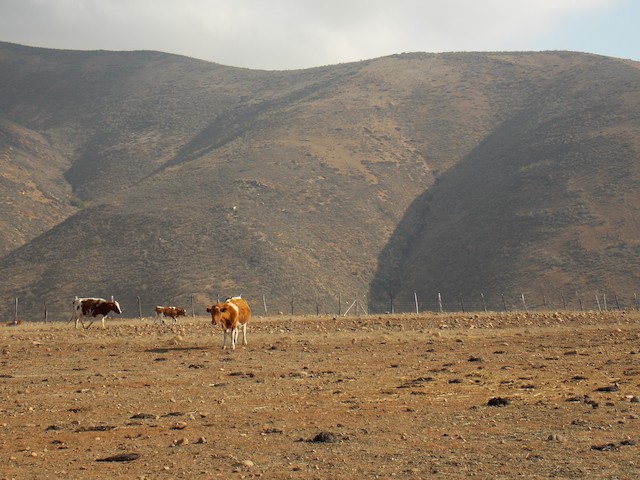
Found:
[70,297,122,329]
[154,306,187,325]
[206,296,251,350]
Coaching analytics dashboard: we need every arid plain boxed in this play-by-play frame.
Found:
[2,311,640,479]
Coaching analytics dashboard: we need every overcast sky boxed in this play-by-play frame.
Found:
[1,0,638,70]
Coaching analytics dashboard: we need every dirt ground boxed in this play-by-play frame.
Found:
[2,311,640,479]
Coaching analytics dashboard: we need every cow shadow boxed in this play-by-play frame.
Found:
[145,346,209,354]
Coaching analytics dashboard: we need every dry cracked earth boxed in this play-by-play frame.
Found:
[2,311,640,479]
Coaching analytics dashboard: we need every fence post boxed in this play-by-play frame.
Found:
[362,294,369,315]
[595,294,601,312]
[14,297,18,323]
[438,293,443,313]
[501,294,507,312]
[481,293,487,312]
[603,294,608,311]
[615,295,620,310]
[414,292,419,314]
[263,294,268,315]
[577,292,584,312]
[191,294,195,317]
[635,293,638,310]
[459,294,465,313]
[290,293,294,316]
[137,296,142,319]
[521,293,528,313]
[343,297,357,316]
[338,292,342,316]
[43,300,48,322]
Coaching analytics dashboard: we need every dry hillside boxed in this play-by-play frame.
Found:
[0,42,639,319]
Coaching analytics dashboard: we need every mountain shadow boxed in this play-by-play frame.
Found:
[370,68,640,313]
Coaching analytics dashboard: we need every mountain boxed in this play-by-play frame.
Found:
[372,53,640,312]
[0,42,639,318]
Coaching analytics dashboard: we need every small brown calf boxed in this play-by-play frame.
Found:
[154,306,187,325]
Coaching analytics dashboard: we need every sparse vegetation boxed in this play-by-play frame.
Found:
[2,312,640,478]
[0,42,639,318]
[69,196,86,209]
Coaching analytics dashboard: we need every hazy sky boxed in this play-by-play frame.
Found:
[1,0,638,70]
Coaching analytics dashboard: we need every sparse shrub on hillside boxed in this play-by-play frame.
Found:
[69,196,86,209]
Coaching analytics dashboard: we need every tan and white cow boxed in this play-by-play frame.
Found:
[206,296,251,350]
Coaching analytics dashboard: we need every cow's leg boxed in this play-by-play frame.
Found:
[101,315,107,329]
[172,316,177,325]
[231,327,238,350]
[240,323,247,345]
[222,329,228,349]
[237,323,244,345]
[74,316,80,329]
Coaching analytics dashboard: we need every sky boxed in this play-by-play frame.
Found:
[0,0,638,70]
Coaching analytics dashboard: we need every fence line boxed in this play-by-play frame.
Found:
[386,291,640,315]
[4,290,640,322]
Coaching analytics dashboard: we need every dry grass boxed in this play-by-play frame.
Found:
[2,311,640,478]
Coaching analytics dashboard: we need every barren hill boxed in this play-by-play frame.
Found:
[0,42,639,318]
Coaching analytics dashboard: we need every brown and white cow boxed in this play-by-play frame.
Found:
[154,306,187,325]
[71,297,122,329]
[206,296,251,350]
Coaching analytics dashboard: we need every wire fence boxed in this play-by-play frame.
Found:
[3,292,374,323]
[3,289,640,323]
[385,291,639,315]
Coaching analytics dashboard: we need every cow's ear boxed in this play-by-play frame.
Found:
[206,307,211,313]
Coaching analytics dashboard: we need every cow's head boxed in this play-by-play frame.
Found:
[108,300,122,315]
[207,304,221,325]
[207,303,236,326]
